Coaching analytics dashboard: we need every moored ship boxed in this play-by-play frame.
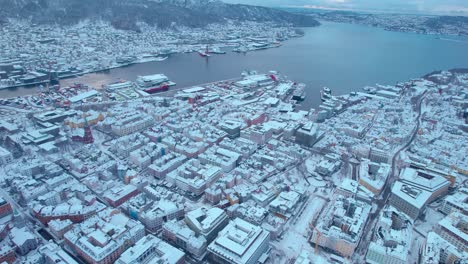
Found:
[136,74,176,94]
[321,87,332,101]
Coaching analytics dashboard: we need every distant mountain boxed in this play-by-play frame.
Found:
[0,0,320,30]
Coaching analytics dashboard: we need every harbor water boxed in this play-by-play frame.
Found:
[2,21,468,108]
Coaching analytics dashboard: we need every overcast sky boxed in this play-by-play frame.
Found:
[222,0,468,15]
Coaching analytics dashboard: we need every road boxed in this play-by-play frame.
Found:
[357,90,427,256]
[0,187,48,243]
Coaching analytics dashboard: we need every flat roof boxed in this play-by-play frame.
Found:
[69,90,99,103]
[183,86,205,93]
[208,218,269,264]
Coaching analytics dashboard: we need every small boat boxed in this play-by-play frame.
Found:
[154,56,168,62]
[198,51,211,57]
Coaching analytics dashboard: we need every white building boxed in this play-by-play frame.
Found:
[268,190,303,219]
[185,207,229,242]
[389,181,431,220]
[38,242,79,264]
[111,112,154,136]
[390,167,450,220]
[199,146,241,172]
[440,188,468,215]
[64,209,145,264]
[162,220,208,260]
[116,235,184,264]
[148,153,187,179]
[208,218,270,264]
[166,159,223,196]
[399,167,450,203]
[311,196,371,257]
[125,196,185,233]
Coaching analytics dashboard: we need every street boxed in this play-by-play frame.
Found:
[356,90,427,256]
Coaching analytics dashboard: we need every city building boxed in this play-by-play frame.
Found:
[124,194,184,233]
[295,122,319,147]
[399,167,450,203]
[0,236,16,264]
[435,212,467,253]
[220,120,242,139]
[64,209,145,264]
[71,119,94,144]
[268,190,304,220]
[162,220,208,260]
[208,218,271,264]
[65,111,104,128]
[0,198,13,220]
[422,231,467,264]
[9,227,38,255]
[116,235,185,264]
[185,207,229,242]
[33,202,106,225]
[199,146,241,172]
[365,206,412,264]
[234,74,274,89]
[166,159,223,196]
[315,154,342,176]
[48,219,74,239]
[39,242,79,264]
[241,124,273,145]
[311,196,371,257]
[440,188,468,215]
[103,184,139,207]
[0,146,13,165]
[111,112,154,136]
[227,201,268,225]
[358,159,391,195]
[335,178,373,203]
[369,148,390,164]
[389,181,431,220]
[148,153,187,179]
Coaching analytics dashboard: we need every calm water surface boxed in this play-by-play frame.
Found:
[2,21,468,108]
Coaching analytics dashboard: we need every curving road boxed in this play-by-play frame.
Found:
[357,90,427,256]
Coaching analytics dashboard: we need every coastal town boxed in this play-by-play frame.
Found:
[0,19,300,90]
[0,0,467,263]
[0,65,467,264]
[299,10,468,36]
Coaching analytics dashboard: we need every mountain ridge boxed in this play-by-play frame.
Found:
[0,0,320,30]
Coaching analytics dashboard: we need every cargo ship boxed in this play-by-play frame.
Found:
[136,74,170,87]
[136,73,176,94]
[143,81,176,94]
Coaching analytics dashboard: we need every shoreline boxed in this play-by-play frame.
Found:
[0,56,171,91]
[0,40,295,93]
[1,68,466,112]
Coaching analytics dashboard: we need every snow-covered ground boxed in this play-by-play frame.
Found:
[273,196,328,262]
[414,207,445,236]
